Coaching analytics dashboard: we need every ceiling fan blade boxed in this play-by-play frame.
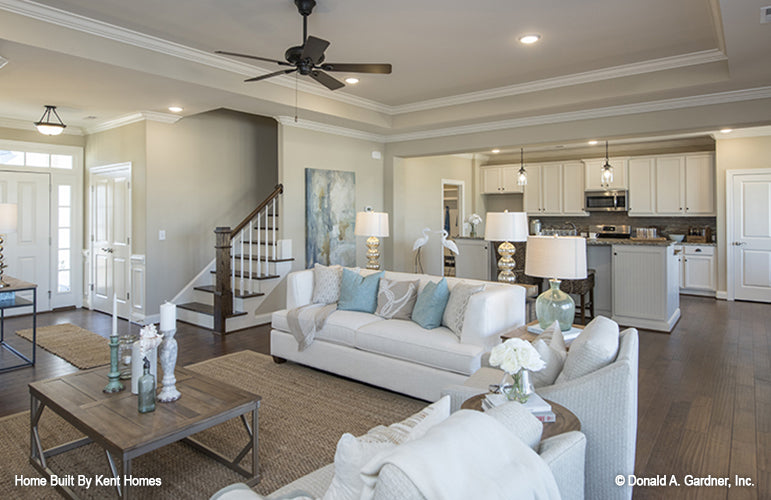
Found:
[216,50,292,66]
[245,68,297,83]
[310,70,345,90]
[320,63,392,74]
[301,36,330,64]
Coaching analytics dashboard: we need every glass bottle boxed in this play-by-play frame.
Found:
[138,357,156,413]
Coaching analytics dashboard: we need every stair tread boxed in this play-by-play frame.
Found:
[209,271,280,280]
[230,255,294,263]
[178,302,246,318]
[194,285,265,299]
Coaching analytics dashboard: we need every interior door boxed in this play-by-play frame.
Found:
[732,172,771,302]
[91,168,131,318]
[0,171,50,310]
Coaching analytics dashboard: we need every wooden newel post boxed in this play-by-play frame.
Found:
[214,227,233,334]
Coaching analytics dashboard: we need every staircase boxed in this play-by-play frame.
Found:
[174,184,293,334]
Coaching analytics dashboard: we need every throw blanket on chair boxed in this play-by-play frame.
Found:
[360,410,560,500]
[287,303,337,351]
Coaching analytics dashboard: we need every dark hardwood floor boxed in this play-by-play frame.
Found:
[0,296,767,499]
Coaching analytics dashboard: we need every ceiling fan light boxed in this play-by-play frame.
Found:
[34,106,66,136]
[519,34,541,45]
[344,77,359,84]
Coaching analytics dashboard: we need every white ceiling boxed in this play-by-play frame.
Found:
[0,0,770,137]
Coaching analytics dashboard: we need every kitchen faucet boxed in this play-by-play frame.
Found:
[566,222,578,235]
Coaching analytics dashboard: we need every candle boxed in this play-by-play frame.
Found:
[112,293,118,336]
[160,301,176,332]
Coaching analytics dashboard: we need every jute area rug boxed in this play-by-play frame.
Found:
[15,323,109,369]
[0,350,425,499]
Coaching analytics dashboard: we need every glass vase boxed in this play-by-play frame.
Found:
[535,279,575,331]
[118,334,137,380]
[504,370,532,403]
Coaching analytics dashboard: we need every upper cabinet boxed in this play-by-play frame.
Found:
[480,165,524,194]
[584,158,628,191]
[628,153,715,217]
[524,162,587,216]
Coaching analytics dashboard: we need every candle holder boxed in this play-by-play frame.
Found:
[157,328,181,402]
[103,334,125,393]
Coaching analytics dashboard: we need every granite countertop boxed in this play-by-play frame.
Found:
[678,241,716,247]
[586,238,675,246]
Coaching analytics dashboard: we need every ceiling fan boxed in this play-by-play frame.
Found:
[216,0,392,91]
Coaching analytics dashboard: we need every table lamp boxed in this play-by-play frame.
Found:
[0,203,18,288]
[484,211,528,283]
[525,235,587,331]
[355,208,389,270]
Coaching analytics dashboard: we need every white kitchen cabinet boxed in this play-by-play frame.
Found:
[454,239,492,280]
[523,165,543,214]
[523,162,586,216]
[674,245,685,289]
[584,158,628,191]
[541,164,563,214]
[682,245,715,293]
[628,157,656,215]
[684,154,715,215]
[562,162,586,215]
[480,165,523,194]
[655,156,685,215]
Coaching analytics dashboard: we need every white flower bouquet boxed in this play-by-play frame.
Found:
[466,213,483,237]
[489,338,545,402]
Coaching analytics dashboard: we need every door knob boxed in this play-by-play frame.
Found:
[101,247,114,253]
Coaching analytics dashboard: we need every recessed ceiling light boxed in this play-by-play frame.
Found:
[344,77,359,85]
[720,128,733,134]
[588,140,599,145]
[519,34,541,45]
[491,149,501,154]
[168,106,183,113]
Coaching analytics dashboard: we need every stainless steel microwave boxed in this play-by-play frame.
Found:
[584,190,628,212]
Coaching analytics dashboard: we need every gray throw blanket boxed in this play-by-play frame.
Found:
[286,303,338,351]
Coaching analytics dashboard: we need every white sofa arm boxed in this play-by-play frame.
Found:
[286,269,314,309]
[461,284,526,351]
[539,431,586,500]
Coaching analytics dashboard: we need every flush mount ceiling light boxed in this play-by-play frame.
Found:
[601,140,614,187]
[168,106,183,113]
[491,148,501,154]
[588,140,599,145]
[519,34,541,45]
[517,147,528,186]
[344,77,359,84]
[34,105,66,136]
[720,128,733,134]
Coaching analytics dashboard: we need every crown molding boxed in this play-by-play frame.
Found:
[85,111,181,134]
[275,116,386,143]
[0,115,84,135]
[390,49,728,114]
[384,86,771,143]
[0,1,731,118]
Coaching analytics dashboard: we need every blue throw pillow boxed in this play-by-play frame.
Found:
[338,269,384,313]
[411,278,450,329]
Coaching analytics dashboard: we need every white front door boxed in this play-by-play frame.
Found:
[0,171,50,309]
[732,172,771,302]
[90,166,131,318]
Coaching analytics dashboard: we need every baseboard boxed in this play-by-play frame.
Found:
[716,290,728,300]
[612,307,680,333]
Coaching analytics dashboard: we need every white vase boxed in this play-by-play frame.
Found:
[157,329,181,403]
[131,342,157,394]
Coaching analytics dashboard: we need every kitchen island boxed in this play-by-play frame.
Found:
[587,238,680,332]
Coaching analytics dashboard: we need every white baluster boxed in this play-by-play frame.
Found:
[257,210,261,279]
[248,220,253,294]
[231,235,236,300]
[272,198,277,261]
[240,228,245,295]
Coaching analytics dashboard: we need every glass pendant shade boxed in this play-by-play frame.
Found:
[517,168,527,186]
[34,105,66,136]
[601,162,614,185]
[535,280,575,331]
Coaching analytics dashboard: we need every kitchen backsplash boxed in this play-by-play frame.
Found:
[537,213,717,240]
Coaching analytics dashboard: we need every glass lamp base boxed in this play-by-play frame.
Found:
[535,279,575,331]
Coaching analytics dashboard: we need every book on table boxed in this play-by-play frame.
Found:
[483,392,555,422]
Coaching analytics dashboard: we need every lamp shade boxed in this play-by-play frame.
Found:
[484,211,528,242]
[355,211,389,237]
[0,204,18,234]
[525,235,587,280]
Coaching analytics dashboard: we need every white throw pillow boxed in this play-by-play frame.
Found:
[530,322,567,388]
[441,283,485,338]
[556,316,619,383]
[312,263,343,304]
[322,396,451,500]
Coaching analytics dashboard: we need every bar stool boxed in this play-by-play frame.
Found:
[559,269,596,325]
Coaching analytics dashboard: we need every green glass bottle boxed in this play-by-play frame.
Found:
[138,357,156,413]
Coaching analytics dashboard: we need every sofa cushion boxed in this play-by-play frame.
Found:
[356,320,484,375]
[556,315,619,383]
[411,277,450,329]
[442,282,485,338]
[339,269,383,313]
[375,278,419,320]
[530,322,567,388]
[272,309,383,347]
[312,263,343,304]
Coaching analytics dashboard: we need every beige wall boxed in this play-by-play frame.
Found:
[144,109,278,315]
[0,126,86,148]
[392,155,474,275]
[279,126,384,271]
[715,135,771,295]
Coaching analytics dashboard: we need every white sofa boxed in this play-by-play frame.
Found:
[270,268,526,401]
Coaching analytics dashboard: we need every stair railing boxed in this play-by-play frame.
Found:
[213,184,283,333]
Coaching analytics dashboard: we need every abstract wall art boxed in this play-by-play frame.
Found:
[305,168,356,267]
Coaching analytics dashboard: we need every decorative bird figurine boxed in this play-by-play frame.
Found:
[438,229,459,255]
[413,227,432,273]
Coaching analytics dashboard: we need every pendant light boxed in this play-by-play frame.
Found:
[517,147,528,186]
[601,140,614,187]
[34,105,66,136]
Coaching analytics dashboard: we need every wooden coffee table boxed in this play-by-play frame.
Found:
[29,365,261,499]
[500,321,585,343]
[460,394,580,441]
